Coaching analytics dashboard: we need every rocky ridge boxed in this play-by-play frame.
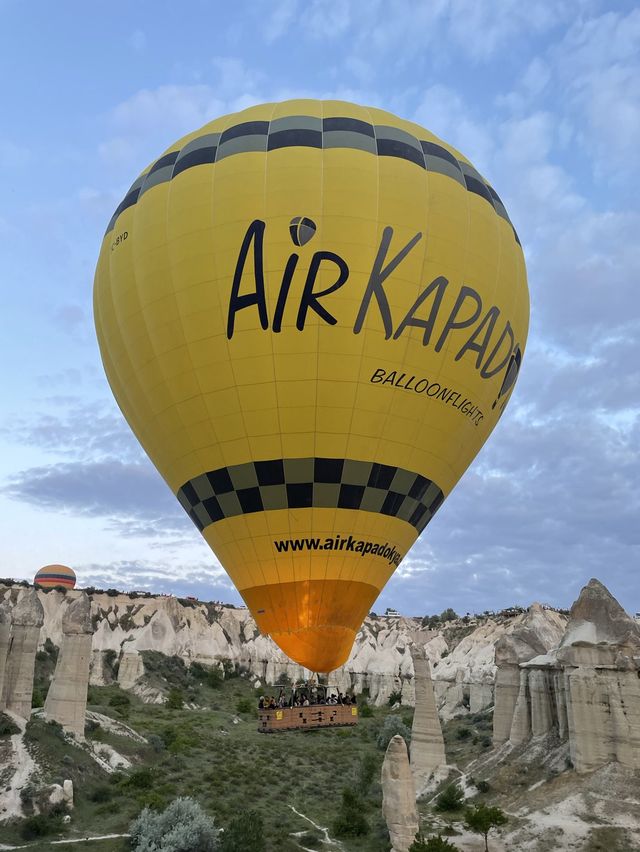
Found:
[1,583,566,714]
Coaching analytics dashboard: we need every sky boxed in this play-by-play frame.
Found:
[0,0,638,617]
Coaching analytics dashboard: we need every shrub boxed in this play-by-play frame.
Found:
[104,649,119,678]
[166,688,184,710]
[90,785,113,803]
[359,702,374,718]
[125,768,155,790]
[222,660,238,679]
[376,715,411,751]
[235,697,253,715]
[31,687,47,708]
[219,810,265,852]
[388,689,403,707]
[0,713,20,737]
[440,608,458,622]
[410,834,460,851]
[332,789,369,837]
[20,808,67,840]
[43,637,58,658]
[435,783,464,812]
[476,780,491,794]
[147,734,165,753]
[45,719,65,739]
[456,727,471,740]
[190,662,223,689]
[109,691,131,709]
[129,796,219,851]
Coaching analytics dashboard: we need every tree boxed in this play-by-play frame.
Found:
[434,783,464,812]
[129,797,219,851]
[410,834,459,851]
[464,804,507,852]
[376,715,411,751]
[219,810,265,852]
[332,789,369,837]
[440,608,458,623]
[166,688,184,710]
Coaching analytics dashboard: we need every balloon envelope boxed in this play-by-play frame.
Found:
[34,564,76,589]
[94,100,529,672]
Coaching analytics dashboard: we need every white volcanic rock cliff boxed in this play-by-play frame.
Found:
[0,583,566,712]
[494,579,640,772]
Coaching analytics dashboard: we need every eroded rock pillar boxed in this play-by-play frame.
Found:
[44,593,94,738]
[0,601,12,710]
[509,669,531,745]
[409,645,445,789]
[529,669,554,736]
[382,734,419,852]
[493,663,520,746]
[1,589,44,719]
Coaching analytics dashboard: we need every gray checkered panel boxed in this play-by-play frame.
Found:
[106,115,519,244]
[176,457,444,536]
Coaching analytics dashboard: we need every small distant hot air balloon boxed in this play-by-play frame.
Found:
[94,100,529,673]
[34,564,76,589]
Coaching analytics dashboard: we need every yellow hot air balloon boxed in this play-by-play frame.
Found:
[94,100,528,673]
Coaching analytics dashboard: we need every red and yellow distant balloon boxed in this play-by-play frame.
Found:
[34,565,76,589]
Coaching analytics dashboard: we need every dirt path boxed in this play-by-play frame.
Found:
[0,834,129,850]
[288,805,343,850]
[0,714,36,823]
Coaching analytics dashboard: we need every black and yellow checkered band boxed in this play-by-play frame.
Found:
[106,116,519,244]
[177,457,444,535]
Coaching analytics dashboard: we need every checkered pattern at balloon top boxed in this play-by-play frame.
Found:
[177,457,444,535]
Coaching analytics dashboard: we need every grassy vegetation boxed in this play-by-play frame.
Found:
[2,674,399,851]
[1,664,502,851]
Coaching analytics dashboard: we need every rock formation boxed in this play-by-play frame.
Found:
[558,580,640,772]
[381,734,419,852]
[433,606,566,720]
[494,579,640,773]
[0,582,567,715]
[117,651,145,690]
[0,601,11,707]
[409,644,445,789]
[493,603,566,745]
[44,593,94,738]
[1,590,44,718]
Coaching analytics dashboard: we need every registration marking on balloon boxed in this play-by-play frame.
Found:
[94,99,529,672]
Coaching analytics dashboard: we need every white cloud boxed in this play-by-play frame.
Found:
[554,8,640,179]
[413,84,494,173]
[99,60,263,172]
